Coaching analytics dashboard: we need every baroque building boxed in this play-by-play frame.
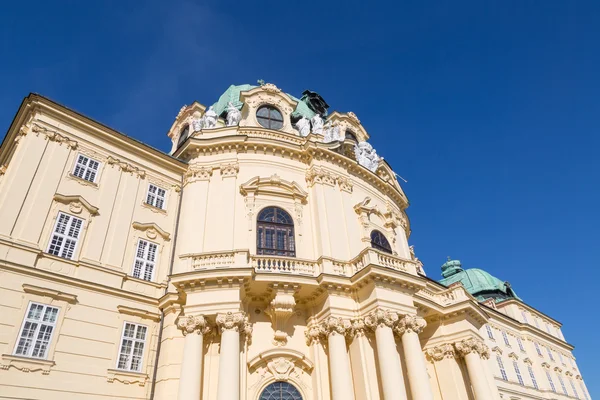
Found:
[0,84,592,400]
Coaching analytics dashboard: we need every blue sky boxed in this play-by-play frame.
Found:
[1,0,598,394]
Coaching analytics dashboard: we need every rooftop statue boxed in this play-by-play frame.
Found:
[190,116,203,132]
[323,121,342,143]
[203,106,218,129]
[354,141,382,172]
[311,114,324,135]
[226,102,242,127]
[295,116,310,137]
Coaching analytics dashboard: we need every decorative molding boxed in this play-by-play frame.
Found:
[31,123,77,149]
[394,315,427,336]
[117,305,160,322]
[305,321,325,345]
[261,83,282,94]
[319,316,352,338]
[22,284,78,304]
[132,222,171,241]
[216,311,249,334]
[0,165,8,175]
[240,175,308,202]
[53,193,99,216]
[184,164,213,185]
[265,285,298,346]
[508,352,519,360]
[220,162,239,178]
[364,308,399,330]
[106,156,146,178]
[491,346,503,355]
[454,337,491,360]
[106,369,148,386]
[523,357,533,365]
[1,354,55,375]
[347,111,361,125]
[247,349,313,396]
[425,344,456,362]
[176,314,210,336]
[305,166,336,187]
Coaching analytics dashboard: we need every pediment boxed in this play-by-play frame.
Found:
[327,111,369,142]
[247,348,314,372]
[132,222,171,241]
[240,175,308,203]
[53,193,99,216]
[167,101,207,140]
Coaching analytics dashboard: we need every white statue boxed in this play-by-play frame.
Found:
[311,114,324,135]
[323,122,342,143]
[191,117,203,132]
[354,141,382,172]
[226,102,241,126]
[295,117,310,137]
[203,106,218,129]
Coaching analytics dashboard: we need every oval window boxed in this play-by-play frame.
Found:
[257,105,284,130]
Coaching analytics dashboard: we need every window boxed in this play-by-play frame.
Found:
[521,310,528,323]
[546,371,556,393]
[534,342,542,356]
[534,317,540,328]
[502,330,511,347]
[146,184,166,209]
[517,337,525,352]
[569,379,579,399]
[370,230,392,254]
[116,322,147,372]
[132,239,157,281]
[73,154,100,183]
[546,346,554,361]
[546,323,551,334]
[259,381,303,400]
[47,212,83,260]
[528,366,539,389]
[345,130,358,141]
[497,356,508,381]
[256,105,284,130]
[257,207,295,257]
[14,302,59,359]
[178,125,190,147]
[486,325,495,340]
[557,374,568,395]
[513,361,524,385]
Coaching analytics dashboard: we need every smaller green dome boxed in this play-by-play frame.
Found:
[441,258,463,278]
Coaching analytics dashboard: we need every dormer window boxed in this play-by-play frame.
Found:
[345,130,358,141]
[178,125,189,147]
[257,105,284,130]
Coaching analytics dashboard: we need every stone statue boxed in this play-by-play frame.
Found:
[323,122,342,143]
[226,102,241,126]
[203,106,218,129]
[354,141,382,172]
[311,114,323,135]
[190,116,203,132]
[295,117,310,137]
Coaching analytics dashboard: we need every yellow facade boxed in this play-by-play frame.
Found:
[0,89,591,400]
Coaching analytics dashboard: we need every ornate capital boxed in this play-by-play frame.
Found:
[394,315,427,336]
[216,311,248,333]
[351,318,368,338]
[454,338,491,359]
[305,322,325,346]
[364,309,399,330]
[319,316,352,337]
[220,162,239,178]
[426,344,456,362]
[177,315,210,336]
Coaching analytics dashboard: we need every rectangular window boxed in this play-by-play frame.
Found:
[534,342,542,356]
[497,356,508,381]
[528,366,539,390]
[47,212,83,260]
[547,371,556,393]
[486,325,495,340]
[145,184,166,209]
[557,374,568,395]
[513,361,524,385]
[546,323,552,334]
[546,346,555,361]
[517,337,525,352]
[502,330,511,347]
[521,310,528,323]
[116,322,147,372]
[534,317,540,328]
[73,154,100,183]
[569,379,579,399]
[14,302,59,359]
[132,239,157,281]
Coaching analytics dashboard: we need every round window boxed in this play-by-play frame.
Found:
[257,105,284,130]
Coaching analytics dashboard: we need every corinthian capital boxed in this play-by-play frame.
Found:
[177,315,210,336]
[426,344,456,362]
[305,322,325,345]
[216,311,248,333]
[364,309,399,330]
[319,316,352,337]
[394,315,427,336]
[454,338,491,359]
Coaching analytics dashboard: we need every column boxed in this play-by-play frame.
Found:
[394,315,434,400]
[305,321,326,400]
[320,317,356,400]
[364,309,407,400]
[454,338,495,400]
[177,315,210,400]
[216,312,251,400]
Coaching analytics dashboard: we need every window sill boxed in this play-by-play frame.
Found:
[107,368,148,386]
[142,202,167,214]
[1,354,55,374]
[68,173,99,188]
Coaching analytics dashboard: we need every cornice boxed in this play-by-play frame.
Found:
[117,305,161,322]
[53,193,99,216]
[132,222,171,241]
[22,284,78,304]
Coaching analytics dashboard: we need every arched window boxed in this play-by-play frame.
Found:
[345,130,358,141]
[257,105,284,130]
[371,230,392,254]
[257,207,295,257]
[178,125,189,147]
[259,381,303,400]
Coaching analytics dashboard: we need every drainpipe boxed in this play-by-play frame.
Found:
[149,174,185,400]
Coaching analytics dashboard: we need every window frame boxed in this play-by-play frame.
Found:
[513,361,524,386]
[145,184,167,210]
[486,325,495,340]
[528,365,539,390]
[72,153,101,183]
[13,302,60,360]
[46,212,84,260]
[132,239,158,282]
[178,124,190,147]
[370,230,393,254]
[517,337,525,352]
[256,105,284,130]
[497,355,508,381]
[115,321,148,373]
[502,330,511,347]
[546,371,556,393]
[256,206,296,257]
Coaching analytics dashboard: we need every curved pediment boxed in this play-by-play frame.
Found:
[327,111,369,142]
[239,84,298,135]
[53,193,99,216]
[240,175,308,203]
[247,348,314,372]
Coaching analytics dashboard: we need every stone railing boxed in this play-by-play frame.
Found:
[180,250,249,270]
[416,284,470,306]
[251,255,318,276]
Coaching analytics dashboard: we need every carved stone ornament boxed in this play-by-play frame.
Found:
[106,156,146,178]
[216,311,248,333]
[261,83,281,94]
[202,106,218,129]
[176,105,188,119]
[32,124,78,149]
[394,315,427,336]
[354,141,382,173]
[305,322,325,345]
[265,289,297,346]
[267,357,295,380]
[351,318,368,338]
[364,309,399,330]
[310,114,324,135]
[454,338,491,360]
[295,116,310,137]
[177,315,210,336]
[323,121,343,143]
[191,116,203,132]
[220,162,239,178]
[319,316,352,337]
[226,102,242,127]
[426,344,456,362]
[184,165,213,185]
[347,111,361,124]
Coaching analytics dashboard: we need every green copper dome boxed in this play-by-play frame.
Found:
[439,259,521,303]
